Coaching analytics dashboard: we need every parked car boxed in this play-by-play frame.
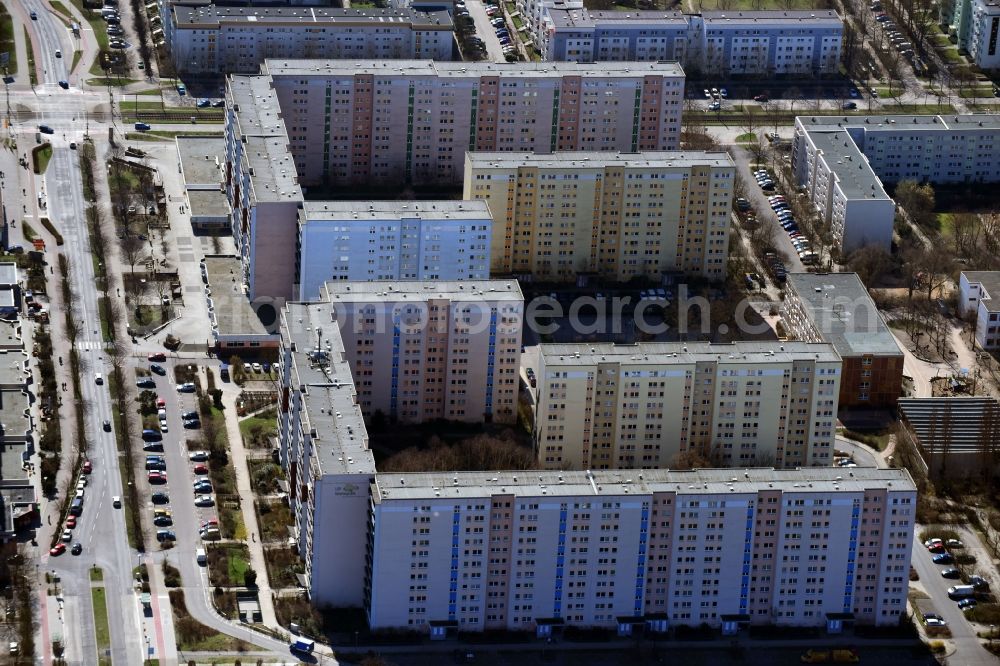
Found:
[947,539,964,548]
[148,471,167,483]
[39,125,54,134]
[71,543,83,555]
[196,99,211,108]
[941,567,961,579]
[195,495,215,507]
[842,102,857,110]
[150,364,166,375]
[932,553,954,564]
[189,450,209,461]
[152,492,169,504]
[156,530,176,542]
[50,544,66,556]
[148,353,167,362]
[193,464,209,475]
[958,598,977,610]
[153,515,173,527]
[177,382,196,393]
[183,419,200,429]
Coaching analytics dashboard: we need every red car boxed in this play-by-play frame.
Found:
[193,464,209,475]
[148,352,167,362]
[49,543,66,556]
[65,516,77,529]
[82,461,92,474]
[148,471,167,483]
[156,398,166,409]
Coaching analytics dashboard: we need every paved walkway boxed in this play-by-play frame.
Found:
[219,381,278,627]
[10,5,31,88]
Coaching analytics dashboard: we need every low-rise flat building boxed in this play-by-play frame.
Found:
[780,273,903,410]
[535,8,843,77]
[959,271,1000,350]
[202,255,281,353]
[166,6,454,74]
[899,396,1000,477]
[533,341,841,470]
[297,201,492,301]
[463,151,733,281]
[322,279,523,424]
[177,136,230,232]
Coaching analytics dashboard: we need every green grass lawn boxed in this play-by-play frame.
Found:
[0,5,18,75]
[90,567,103,581]
[239,412,277,448]
[86,76,140,87]
[24,28,36,86]
[735,132,757,143]
[92,585,111,652]
[939,47,963,64]
[34,145,53,175]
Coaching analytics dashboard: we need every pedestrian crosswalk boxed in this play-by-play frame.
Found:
[75,341,107,351]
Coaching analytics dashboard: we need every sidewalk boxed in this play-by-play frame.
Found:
[219,381,278,627]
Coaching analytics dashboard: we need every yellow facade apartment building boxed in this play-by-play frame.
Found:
[463,151,734,282]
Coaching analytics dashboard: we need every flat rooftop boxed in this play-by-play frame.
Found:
[242,135,301,203]
[786,272,903,357]
[467,150,733,170]
[372,466,914,502]
[281,301,374,476]
[0,292,14,309]
[540,340,840,366]
[263,59,685,78]
[0,352,27,386]
[176,136,226,187]
[302,200,491,222]
[203,256,269,337]
[0,263,17,287]
[0,391,30,442]
[700,9,842,24]
[807,129,889,200]
[963,271,1000,312]
[188,190,230,218]
[797,113,1000,132]
[547,8,688,28]
[173,5,452,28]
[0,322,21,350]
[227,76,286,138]
[321,279,523,303]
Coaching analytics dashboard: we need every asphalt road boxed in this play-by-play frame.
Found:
[466,0,506,62]
[728,143,806,274]
[21,1,147,662]
[910,534,996,665]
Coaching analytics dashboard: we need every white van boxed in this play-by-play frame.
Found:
[196,548,207,565]
[95,372,104,385]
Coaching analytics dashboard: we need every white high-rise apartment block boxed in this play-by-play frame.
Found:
[792,114,1000,252]
[166,6,454,74]
[278,302,914,632]
[534,8,843,78]
[322,280,523,424]
[463,151,734,281]
[533,341,842,470]
[297,201,492,301]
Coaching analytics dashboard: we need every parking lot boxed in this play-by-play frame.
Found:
[137,359,221,553]
[911,529,998,665]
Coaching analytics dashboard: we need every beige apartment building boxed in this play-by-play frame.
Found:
[321,280,524,424]
[533,341,842,470]
[255,59,685,187]
[463,151,734,281]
